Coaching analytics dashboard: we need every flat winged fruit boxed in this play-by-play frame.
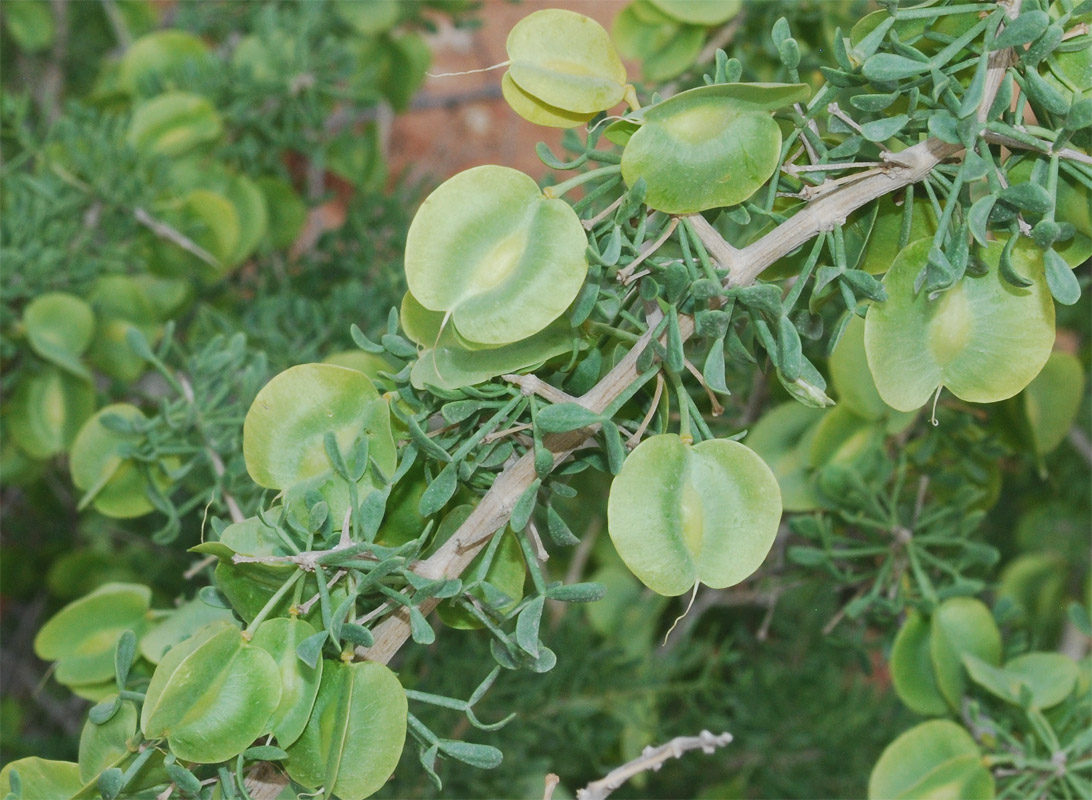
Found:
[607,434,782,596]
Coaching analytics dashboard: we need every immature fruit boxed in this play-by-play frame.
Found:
[607,434,782,596]
[865,238,1055,411]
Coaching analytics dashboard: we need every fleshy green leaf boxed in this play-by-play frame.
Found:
[865,239,1055,411]
[500,72,595,129]
[0,759,83,800]
[141,623,281,763]
[647,0,741,25]
[139,597,236,664]
[607,434,782,596]
[745,402,824,512]
[127,91,222,157]
[890,612,948,716]
[285,660,408,800]
[1020,350,1086,456]
[34,583,152,688]
[929,597,1002,710]
[22,292,95,378]
[506,9,627,115]
[243,364,396,520]
[69,404,176,519]
[868,720,994,800]
[8,367,95,460]
[404,166,588,345]
[251,617,325,748]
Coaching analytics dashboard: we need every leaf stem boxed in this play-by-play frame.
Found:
[245,570,305,636]
[542,165,622,199]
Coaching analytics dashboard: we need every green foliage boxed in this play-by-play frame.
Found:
[3,1,1090,799]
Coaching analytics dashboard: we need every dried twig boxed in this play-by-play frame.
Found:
[134,207,222,272]
[543,773,561,800]
[504,374,578,405]
[575,730,734,800]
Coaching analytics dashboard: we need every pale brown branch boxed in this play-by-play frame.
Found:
[618,216,680,284]
[575,730,734,800]
[504,374,578,405]
[134,207,222,273]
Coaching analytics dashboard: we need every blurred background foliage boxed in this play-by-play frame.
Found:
[1,1,1089,798]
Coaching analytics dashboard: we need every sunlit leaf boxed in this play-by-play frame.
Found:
[127,91,222,157]
[506,9,627,114]
[118,30,209,95]
[0,758,83,799]
[621,83,810,213]
[930,597,1002,710]
[647,0,741,26]
[142,623,281,763]
[890,612,948,716]
[404,166,588,345]
[22,292,95,378]
[251,617,324,748]
[139,597,236,664]
[243,364,396,519]
[69,404,175,519]
[829,315,916,429]
[34,583,151,688]
[285,660,407,800]
[865,239,1055,411]
[7,367,95,460]
[501,72,595,128]
[607,434,782,596]
[868,720,994,799]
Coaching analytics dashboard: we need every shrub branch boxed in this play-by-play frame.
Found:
[248,3,1023,792]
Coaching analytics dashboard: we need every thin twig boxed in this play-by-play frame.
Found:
[134,208,222,272]
[504,374,578,405]
[618,217,680,284]
[101,0,133,49]
[981,132,1092,166]
[38,0,69,123]
[575,731,734,800]
[483,422,533,444]
[525,520,549,564]
[626,372,665,448]
[582,195,625,230]
[543,773,561,800]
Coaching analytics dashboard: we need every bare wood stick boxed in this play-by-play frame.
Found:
[543,773,561,800]
[134,207,222,272]
[575,730,734,800]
